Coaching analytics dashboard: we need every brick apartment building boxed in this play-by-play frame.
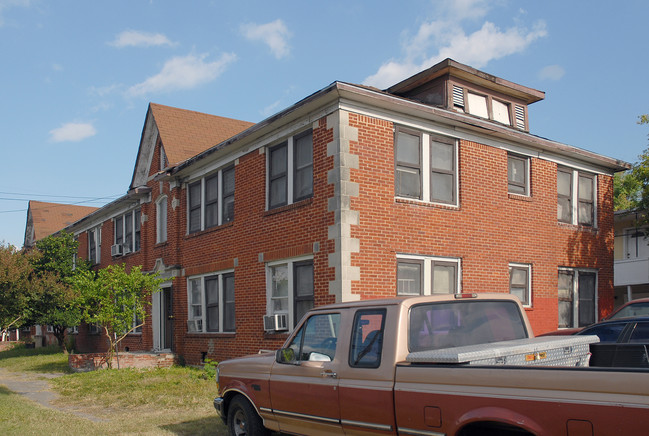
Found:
[41,59,628,364]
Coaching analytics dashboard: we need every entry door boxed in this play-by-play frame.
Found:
[162,287,173,350]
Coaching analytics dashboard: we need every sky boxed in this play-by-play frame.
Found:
[1,0,648,248]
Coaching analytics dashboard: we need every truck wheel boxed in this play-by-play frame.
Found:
[227,395,269,436]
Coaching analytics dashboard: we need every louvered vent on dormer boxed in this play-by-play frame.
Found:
[515,105,526,129]
[452,85,465,111]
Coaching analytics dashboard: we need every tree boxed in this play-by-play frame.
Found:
[0,243,40,340]
[73,264,163,368]
[28,232,89,346]
[613,115,649,214]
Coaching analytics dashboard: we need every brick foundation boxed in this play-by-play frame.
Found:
[68,352,175,372]
[0,341,18,352]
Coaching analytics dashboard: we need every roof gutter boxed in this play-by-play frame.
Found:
[158,80,629,181]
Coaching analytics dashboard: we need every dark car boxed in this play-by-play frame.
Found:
[575,317,649,368]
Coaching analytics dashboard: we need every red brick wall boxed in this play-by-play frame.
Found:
[68,352,174,371]
[73,110,615,364]
[346,113,614,335]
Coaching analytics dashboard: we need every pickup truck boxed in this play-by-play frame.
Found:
[213,293,649,435]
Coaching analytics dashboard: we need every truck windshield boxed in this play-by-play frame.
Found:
[409,300,528,352]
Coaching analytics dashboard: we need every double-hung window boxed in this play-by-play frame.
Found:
[509,263,531,306]
[88,227,100,264]
[395,130,422,199]
[268,130,313,209]
[156,196,167,244]
[508,154,529,195]
[397,255,460,296]
[188,164,236,234]
[267,257,314,329]
[558,268,597,328]
[114,209,140,254]
[187,271,235,333]
[395,128,457,206]
[558,167,596,226]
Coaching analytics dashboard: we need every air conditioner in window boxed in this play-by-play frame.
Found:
[122,244,132,255]
[264,314,288,332]
[111,244,123,256]
[187,319,202,333]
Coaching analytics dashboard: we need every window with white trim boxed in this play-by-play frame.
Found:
[557,167,596,226]
[509,263,531,306]
[397,255,460,296]
[187,271,235,333]
[114,209,140,255]
[508,154,529,196]
[88,227,101,264]
[395,128,458,206]
[268,129,313,209]
[558,268,597,328]
[267,257,314,329]
[188,164,235,234]
[156,195,167,244]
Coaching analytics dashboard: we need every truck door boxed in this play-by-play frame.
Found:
[339,308,396,435]
[269,312,343,435]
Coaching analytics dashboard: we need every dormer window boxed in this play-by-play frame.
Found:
[492,99,511,126]
[388,59,541,133]
[467,91,489,119]
[455,86,514,126]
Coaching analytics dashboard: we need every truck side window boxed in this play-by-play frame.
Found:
[350,309,386,368]
[286,313,340,362]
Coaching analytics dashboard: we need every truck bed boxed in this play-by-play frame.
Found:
[406,335,598,366]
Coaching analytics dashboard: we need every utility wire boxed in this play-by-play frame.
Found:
[0,194,123,214]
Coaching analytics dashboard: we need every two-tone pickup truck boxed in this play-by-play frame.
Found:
[213,293,649,435]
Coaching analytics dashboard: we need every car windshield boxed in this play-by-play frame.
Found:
[610,302,649,319]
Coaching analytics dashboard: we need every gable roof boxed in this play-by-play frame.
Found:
[150,103,255,166]
[24,200,98,248]
[130,103,254,189]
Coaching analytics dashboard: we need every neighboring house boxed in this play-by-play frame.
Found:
[24,200,98,249]
[45,59,628,363]
[613,210,649,306]
[19,200,98,345]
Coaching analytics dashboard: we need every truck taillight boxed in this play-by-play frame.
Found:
[454,293,478,299]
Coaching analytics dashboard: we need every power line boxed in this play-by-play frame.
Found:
[0,191,115,200]
[0,194,123,214]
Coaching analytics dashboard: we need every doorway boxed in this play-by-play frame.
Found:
[154,285,173,351]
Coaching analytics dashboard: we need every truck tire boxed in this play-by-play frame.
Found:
[227,395,270,436]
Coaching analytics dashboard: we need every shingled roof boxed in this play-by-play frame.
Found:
[24,200,98,248]
[149,103,255,166]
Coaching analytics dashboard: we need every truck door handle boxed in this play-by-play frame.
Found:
[321,370,337,379]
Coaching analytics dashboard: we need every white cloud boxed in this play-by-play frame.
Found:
[0,0,31,27]
[127,52,236,96]
[241,19,291,59]
[364,0,547,89]
[49,122,96,143]
[109,30,176,48]
[539,64,565,81]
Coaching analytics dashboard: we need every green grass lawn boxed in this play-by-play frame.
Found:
[0,345,228,435]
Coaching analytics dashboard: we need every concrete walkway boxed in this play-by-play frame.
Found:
[0,368,105,422]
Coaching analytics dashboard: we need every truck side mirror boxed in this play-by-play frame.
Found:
[276,347,297,364]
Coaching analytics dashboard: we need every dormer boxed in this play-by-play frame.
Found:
[386,59,545,132]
